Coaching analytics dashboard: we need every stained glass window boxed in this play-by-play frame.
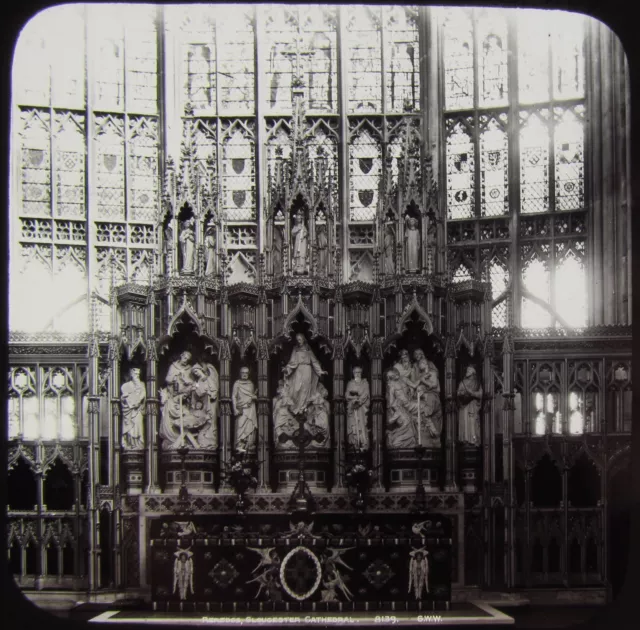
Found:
[446,118,475,219]
[349,124,382,222]
[452,263,473,283]
[517,11,550,104]
[91,8,125,111]
[218,8,255,114]
[346,6,383,113]
[477,11,509,107]
[485,252,509,327]
[555,242,587,327]
[55,113,86,220]
[124,6,158,114]
[442,8,474,110]
[128,117,159,223]
[520,109,550,214]
[479,114,508,217]
[20,109,51,217]
[552,13,585,100]
[221,121,256,221]
[521,252,551,328]
[95,115,126,221]
[385,6,420,113]
[554,106,585,211]
[568,391,584,434]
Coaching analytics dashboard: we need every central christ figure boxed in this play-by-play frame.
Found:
[283,333,327,415]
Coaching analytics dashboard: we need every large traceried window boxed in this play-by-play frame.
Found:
[442,7,587,329]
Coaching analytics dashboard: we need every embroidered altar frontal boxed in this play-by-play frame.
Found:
[149,515,452,612]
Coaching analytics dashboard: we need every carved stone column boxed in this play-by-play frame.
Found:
[371,336,384,490]
[145,336,160,494]
[87,395,101,590]
[444,333,458,491]
[501,331,515,588]
[332,342,345,489]
[257,337,270,491]
[218,338,232,491]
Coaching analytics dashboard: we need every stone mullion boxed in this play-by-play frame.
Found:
[34,443,44,589]
[501,333,515,588]
[256,294,270,489]
[219,342,232,490]
[371,340,384,491]
[146,290,160,493]
[113,500,123,588]
[482,345,494,586]
[444,329,457,491]
[86,395,101,590]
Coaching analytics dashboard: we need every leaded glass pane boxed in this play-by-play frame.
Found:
[346,6,382,113]
[349,125,382,222]
[385,6,420,113]
[128,117,159,223]
[8,398,20,440]
[555,243,586,327]
[218,8,256,114]
[95,115,125,221]
[264,7,299,113]
[442,8,474,110]
[452,263,472,283]
[307,120,339,210]
[221,122,256,221]
[20,109,51,217]
[520,109,550,214]
[479,114,508,217]
[301,6,337,113]
[478,11,509,107]
[91,8,125,111]
[552,12,585,100]
[13,13,51,107]
[568,391,584,434]
[10,246,53,332]
[54,112,86,220]
[124,6,158,114]
[49,6,86,109]
[176,6,217,114]
[446,118,475,219]
[521,254,551,328]
[554,106,584,211]
[517,10,550,104]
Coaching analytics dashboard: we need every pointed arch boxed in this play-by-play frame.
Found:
[396,293,433,336]
[282,293,319,340]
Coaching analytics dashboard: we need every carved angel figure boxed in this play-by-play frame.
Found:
[408,547,429,600]
[173,547,194,600]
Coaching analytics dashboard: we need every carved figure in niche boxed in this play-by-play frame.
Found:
[282,333,327,415]
[159,351,219,450]
[457,366,483,446]
[291,212,308,275]
[404,215,421,272]
[383,225,395,275]
[408,547,429,600]
[415,360,443,445]
[317,225,328,273]
[204,222,216,275]
[386,368,418,448]
[346,367,370,450]
[121,367,146,450]
[232,367,258,453]
[393,349,418,395]
[180,218,196,273]
[273,379,297,451]
[173,547,194,600]
[272,226,283,276]
[306,383,330,447]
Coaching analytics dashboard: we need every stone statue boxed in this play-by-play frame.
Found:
[282,333,327,415]
[457,366,483,446]
[317,226,328,273]
[204,222,216,275]
[180,218,196,273]
[383,225,395,275]
[386,368,418,448]
[345,367,370,450]
[272,226,283,276]
[404,215,421,272]
[121,367,146,450]
[306,383,330,448]
[273,379,296,451]
[232,367,258,453]
[291,212,308,275]
[387,349,442,448]
[159,351,219,450]
[393,349,418,395]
